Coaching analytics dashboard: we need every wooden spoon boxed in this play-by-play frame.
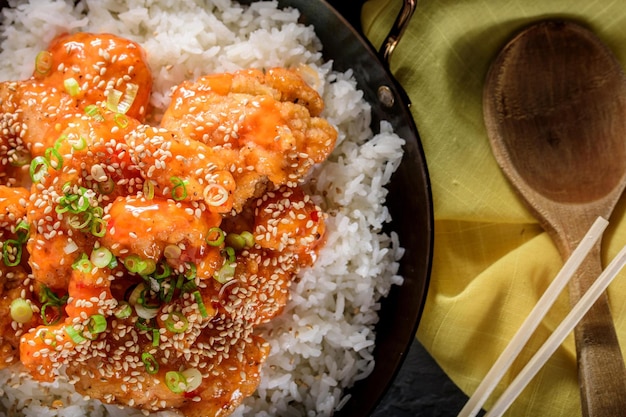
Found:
[484,20,626,416]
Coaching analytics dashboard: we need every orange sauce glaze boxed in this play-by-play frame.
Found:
[0,31,336,417]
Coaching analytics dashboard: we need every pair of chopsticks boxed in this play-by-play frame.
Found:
[458,216,626,417]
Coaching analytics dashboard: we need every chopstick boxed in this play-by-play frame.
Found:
[458,216,617,417]
[484,239,626,416]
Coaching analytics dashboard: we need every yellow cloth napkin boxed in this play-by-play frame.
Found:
[361,1,626,416]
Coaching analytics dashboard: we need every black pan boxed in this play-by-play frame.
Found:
[0,1,434,415]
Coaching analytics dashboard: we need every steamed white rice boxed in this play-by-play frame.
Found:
[0,1,406,416]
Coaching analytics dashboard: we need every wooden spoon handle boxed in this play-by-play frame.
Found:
[569,243,626,416]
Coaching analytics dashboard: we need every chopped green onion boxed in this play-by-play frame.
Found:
[117,83,138,114]
[29,156,50,183]
[90,247,114,269]
[184,262,197,280]
[181,368,203,392]
[15,220,30,243]
[40,303,63,325]
[2,239,22,267]
[36,329,57,347]
[67,212,93,230]
[181,280,197,294]
[165,371,186,394]
[114,301,132,319]
[162,284,176,304]
[164,311,189,334]
[153,262,172,280]
[135,317,156,332]
[143,180,155,200]
[225,233,245,249]
[90,218,107,237]
[135,303,159,320]
[170,176,188,201]
[10,298,33,323]
[193,291,209,318]
[84,104,104,121]
[152,328,160,347]
[214,263,235,284]
[68,135,87,151]
[39,285,68,306]
[204,183,229,207]
[97,177,116,195]
[124,255,145,273]
[72,253,92,273]
[240,231,255,247]
[226,231,256,250]
[114,113,129,128]
[140,258,157,276]
[163,244,181,260]
[65,325,86,344]
[35,51,52,75]
[141,352,159,374]
[86,314,107,335]
[106,89,123,112]
[206,227,225,247]
[224,246,236,263]
[44,147,63,170]
[64,77,81,97]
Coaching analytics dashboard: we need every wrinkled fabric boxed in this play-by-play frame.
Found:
[362,1,626,415]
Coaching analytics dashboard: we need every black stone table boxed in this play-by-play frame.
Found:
[371,340,475,416]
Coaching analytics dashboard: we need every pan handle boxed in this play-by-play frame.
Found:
[378,0,417,65]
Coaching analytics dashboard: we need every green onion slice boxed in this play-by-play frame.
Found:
[65,325,86,344]
[181,368,203,392]
[203,183,229,207]
[214,263,235,284]
[40,303,62,325]
[165,371,187,394]
[90,218,107,237]
[114,301,132,319]
[29,156,50,183]
[106,89,123,112]
[72,253,93,273]
[141,352,159,374]
[124,255,146,274]
[114,113,129,128]
[35,51,53,75]
[68,135,87,151]
[10,298,33,323]
[44,147,63,170]
[143,180,155,200]
[193,291,209,318]
[170,176,188,201]
[152,328,160,347]
[206,227,225,247]
[15,220,30,243]
[117,83,138,114]
[85,314,107,339]
[64,77,81,97]
[84,104,104,121]
[2,239,22,267]
[90,247,114,269]
[184,262,197,280]
[164,311,189,334]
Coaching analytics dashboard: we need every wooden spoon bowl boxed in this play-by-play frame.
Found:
[484,20,626,416]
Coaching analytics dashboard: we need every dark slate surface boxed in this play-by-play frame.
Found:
[371,340,473,417]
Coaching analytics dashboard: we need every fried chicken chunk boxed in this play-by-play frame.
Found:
[160,67,337,213]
